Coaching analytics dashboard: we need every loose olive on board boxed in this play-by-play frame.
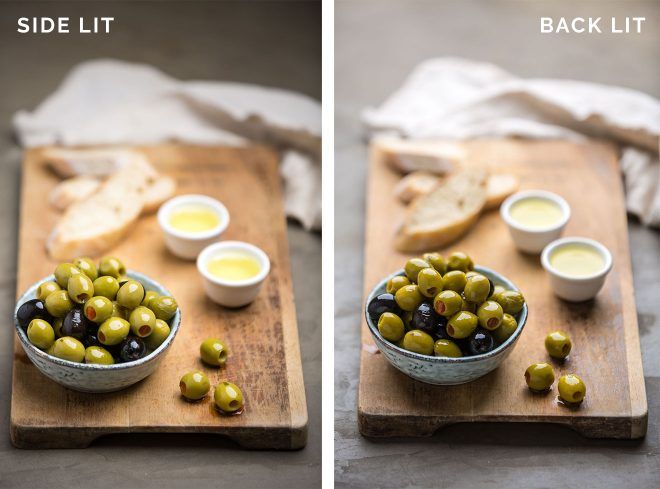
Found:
[476,300,504,330]
[214,381,244,414]
[84,346,115,365]
[200,338,230,367]
[99,256,126,279]
[557,374,586,404]
[36,281,61,302]
[180,371,211,401]
[394,284,424,312]
[433,290,463,317]
[116,280,146,310]
[54,263,82,288]
[545,330,572,359]
[73,257,98,281]
[433,339,463,358]
[493,314,518,344]
[67,273,94,304]
[84,296,114,324]
[17,299,52,330]
[441,270,467,293]
[416,268,444,298]
[45,290,74,318]
[367,293,401,318]
[447,252,474,273]
[403,258,430,282]
[27,319,55,350]
[93,276,120,300]
[525,363,555,392]
[447,311,478,339]
[145,319,171,350]
[402,329,435,355]
[149,296,178,321]
[377,313,405,343]
[49,336,85,362]
[423,252,447,275]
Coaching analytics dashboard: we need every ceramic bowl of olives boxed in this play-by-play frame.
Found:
[365,252,528,385]
[14,261,181,393]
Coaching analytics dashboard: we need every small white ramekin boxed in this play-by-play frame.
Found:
[541,237,613,302]
[158,194,230,260]
[500,190,571,254]
[196,241,271,308]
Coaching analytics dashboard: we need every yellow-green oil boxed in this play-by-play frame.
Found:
[550,244,605,277]
[509,197,563,229]
[207,252,261,281]
[169,205,220,233]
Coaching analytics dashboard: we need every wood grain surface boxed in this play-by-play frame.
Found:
[358,139,647,439]
[10,145,307,449]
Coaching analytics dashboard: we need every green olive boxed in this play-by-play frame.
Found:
[214,381,244,413]
[54,263,82,288]
[111,301,128,319]
[477,300,504,330]
[45,290,73,318]
[67,273,94,304]
[52,317,64,338]
[116,280,146,310]
[27,319,55,350]
[92,276,120,300]
[97,317,130,346]
[545,330,572,359]
[416,268,444,298]
[558,374,586,404]
[461,296,477,313]
[386,275,411,295]
[447,311,478,339]
[423,252,447,275]
[493,314,518,343]
[98,257,126,279]
[180,371,211,401]
[494,290,525,315]
[73,257,98,281]
[141,290,159,307]
[463,274,491,303]
[129,306,156,337]
[433,290,463,317]
[84,296,114,323]
[148,296,178,320]
[49,336,85,362]
[200,338,229,366]
[394,284,423,312]
[434,339,463,358]
[401,310,414,331]
[84,346,114,365]
[377,312,405,342]
[442,270,467,292]
[36,281,61,301]
[145,319,171,350]
[447,252,474,272]
[404,258,431,283]
[525,363,555,392]
[402,329,434,355]
[489,284,506,299]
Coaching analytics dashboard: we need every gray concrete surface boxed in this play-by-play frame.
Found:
[0,2,320,488]
[335,1,660,488]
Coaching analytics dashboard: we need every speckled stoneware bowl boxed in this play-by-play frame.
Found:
[14,271,181,393]
[366,266,528,385]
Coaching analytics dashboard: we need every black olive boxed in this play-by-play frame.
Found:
[62,308,90,340]
[411,302,443,335]
[83,334,101,348]
[488,278,495,297]
[16,299,52,330]
[434,319,451,341]
[468,328,495,355]
[119,336,147,363]
[367,293,401,319]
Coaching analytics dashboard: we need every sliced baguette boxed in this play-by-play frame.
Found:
[484,174,520,211]
[142,175,177,214]
[394,170,488,252]
[43,147,142,178]
[46,158,155,261]
[376,136,465,175]
[394,171,441,204]
[49,176,101,211]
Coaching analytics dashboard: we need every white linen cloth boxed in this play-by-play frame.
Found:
[13,59,322,230]
[363,57,660,227]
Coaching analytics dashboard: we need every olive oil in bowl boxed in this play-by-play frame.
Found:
[508,197,564,230]
[169,205,221,233]
[549,243,606,278]
[207,252,262,282]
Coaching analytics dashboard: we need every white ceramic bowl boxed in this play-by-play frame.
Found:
[14,271,181,393]
[158,194,230,260]
[500,190,571,254]
[541,237,613,302]
[196,241,270,308]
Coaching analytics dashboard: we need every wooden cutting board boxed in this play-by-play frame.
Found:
[358,139,647,439]
[11,145,307,449]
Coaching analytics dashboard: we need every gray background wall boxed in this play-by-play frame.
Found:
[335,1,660,488]
[0,2,321,488]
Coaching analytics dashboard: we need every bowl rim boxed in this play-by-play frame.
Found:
[500,189,571,234]
[14,270,181,371]
[196,240,271,287]
[157,194,230,241]
[365,266,528,364]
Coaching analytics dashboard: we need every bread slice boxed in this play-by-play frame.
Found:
[484,174,520,211]
[46,158,155,261]
[376,136,465,175]
[394,170,488,252]
[394,171,441,204]
[142,175,177,214]
[43,147,141,178]
[49,176,101,211]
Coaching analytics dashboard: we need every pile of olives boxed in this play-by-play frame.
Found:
[368,251,525,358]
[179,337,244,415]
[525,330,586,405]
[16,257,178,365]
